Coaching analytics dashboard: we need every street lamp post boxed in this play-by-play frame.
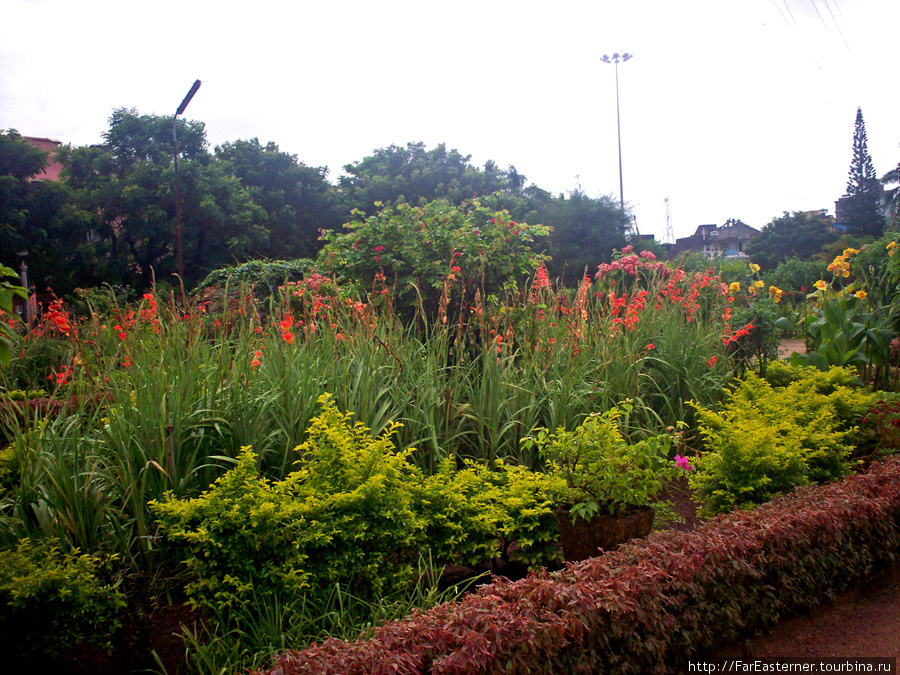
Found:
[173,79,201,285]
[600,53,632,213]
[16,250,30,329]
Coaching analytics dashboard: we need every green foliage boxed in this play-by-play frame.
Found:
[791,248,896,387]
[767,257,829,295]
[843,108,885,237]
[153,394,564,623]
[413,458,563,568]
[540,189,627,285]
[744,211,838,270]
[690,367,875,514]
[0,264,26,366]
[216,138,341,259]
[195,258,314,298]
[857,394,900,459]
[62,108,267,289]
[0,538,125,662]
[522,402,685,520]
[725,265,794,376]
[317,196,550,320]
[260,459,900,675]
[336,142,520,216]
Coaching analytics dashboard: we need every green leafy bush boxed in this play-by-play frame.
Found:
[254,458,900,675]
[195,258,313,298]
[151,445,318,614]
[153,394,563,621]
[690,366,876,514]
[522,403,685,520]
[316,197,549,320]
[0,538,125,662]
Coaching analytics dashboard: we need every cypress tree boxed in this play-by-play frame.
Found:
[844,107,884,236]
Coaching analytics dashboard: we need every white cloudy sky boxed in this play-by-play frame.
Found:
[1,0,897,241]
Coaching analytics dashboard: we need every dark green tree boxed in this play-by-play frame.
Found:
[336,142,518,215]
[215,138,341,259]
[843,108,885,237]
[744,211,838,270]
[62,109,264,290]
[0,130,95,296]
[538,190,628,285]
[881,145,899,229]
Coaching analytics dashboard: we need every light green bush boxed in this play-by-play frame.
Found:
[153,394,563,620]
[0,538,125,661]
[691,366,877,514]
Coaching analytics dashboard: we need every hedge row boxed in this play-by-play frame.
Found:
[255,457,900,675]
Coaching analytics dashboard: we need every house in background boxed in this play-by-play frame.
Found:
[24,136,63,181]
[672,218,759,259]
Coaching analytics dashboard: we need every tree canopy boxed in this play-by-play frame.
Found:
[744,211,838,270]
[0,130,95,295]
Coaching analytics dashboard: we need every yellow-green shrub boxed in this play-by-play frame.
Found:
[152,395,564,617]
[0,538,125,662]
[691,367,877,514]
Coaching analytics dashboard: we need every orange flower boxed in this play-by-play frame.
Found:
[282,331,294,344]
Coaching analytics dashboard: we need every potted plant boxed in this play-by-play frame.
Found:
[522,401,692,561]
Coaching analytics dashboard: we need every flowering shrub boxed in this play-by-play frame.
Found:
[316,197,550,321]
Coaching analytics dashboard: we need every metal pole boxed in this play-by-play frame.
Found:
[173,79,201,286]
[173,117,183,283]
[17,251,30,330]
[614,57,625,212]
[601,54,631,214]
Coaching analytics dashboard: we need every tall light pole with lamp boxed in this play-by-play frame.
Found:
[173,79,201,285]
[600,53,632,214]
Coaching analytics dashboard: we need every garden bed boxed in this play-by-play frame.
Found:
[252,458,900,675]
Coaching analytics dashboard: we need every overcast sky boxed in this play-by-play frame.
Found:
[2,0,897,242]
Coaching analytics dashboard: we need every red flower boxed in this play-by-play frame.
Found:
[374,245,384,252]
[647,343,655,350]
[707,355,719,368]
[282,331,294,344]
[374,256,380,263]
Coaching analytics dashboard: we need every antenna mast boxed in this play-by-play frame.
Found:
[664,197,674,245]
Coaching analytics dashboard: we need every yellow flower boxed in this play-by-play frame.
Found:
[842,269,850,278]
[754,280,764,288]
[855,290,867,300]
[887,241,896,250]
[843,247,859,256]
[814,280,827,291]
[749,263,760,273]
[728,282,741,294]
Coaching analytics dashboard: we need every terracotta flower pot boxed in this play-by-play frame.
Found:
[555,504,655,562]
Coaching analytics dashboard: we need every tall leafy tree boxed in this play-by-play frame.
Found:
[62,109,264,289]
[0,130,94,296]
[215,138,340,259]
[744,211,838,270]
[539,190,628,285]
[843,107,885,237]
[336,142,518,215]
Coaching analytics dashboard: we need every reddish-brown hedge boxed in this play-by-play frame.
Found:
[255,458,900,675]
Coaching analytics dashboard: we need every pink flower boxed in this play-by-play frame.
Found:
[674,455,693,471]
[374,256,380,263]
